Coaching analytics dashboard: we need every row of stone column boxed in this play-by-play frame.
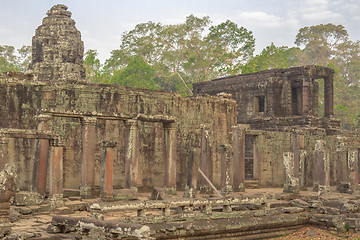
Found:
[82,118,178,199]
[1,115,178,200]
[283,138,359,195]
[186,125,248,196]
[0,134,64,199]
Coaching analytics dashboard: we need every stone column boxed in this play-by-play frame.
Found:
[125,120,139,189]
[232,125,247,192]
[0,137,9,170]
[101,141,117,200]
[184,148,200,198]
[324,76,334,117]
[199,125,211,193]
[80,117,97,198]
[163,122,177,192]
[348,149,359,193]
[33,114,52,195]
[299,150,307,190]
[49,139,64,208]
[336,149,349,193]
[220,144,233,195]
[302,80,310,115]
[315,140,330,195]
[0,164,16,237]
[283,152,299,193]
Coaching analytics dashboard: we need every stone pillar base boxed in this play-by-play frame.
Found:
[337,182,350,193]
[283,183,300,194]
[80,186,93,199]
[183,187,196,198]
[318,185,330,196]
[165,187,176,195]
[50,194,64,210]
[0,223,11,237]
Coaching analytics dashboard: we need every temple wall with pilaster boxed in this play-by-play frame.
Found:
[0,77,237,192]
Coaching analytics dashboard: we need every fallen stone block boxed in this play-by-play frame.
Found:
[291,199,309,208]
[48,215,151,239]
[56,206,75,215]
[150,187,169,200]
[14,191,44,206]
[113,188,138,201]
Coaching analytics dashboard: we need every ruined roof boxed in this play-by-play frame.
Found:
[193,65,334,93]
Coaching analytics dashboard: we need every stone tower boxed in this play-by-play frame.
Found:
[29,4,86,81]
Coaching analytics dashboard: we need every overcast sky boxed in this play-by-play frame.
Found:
[1,0,359,62]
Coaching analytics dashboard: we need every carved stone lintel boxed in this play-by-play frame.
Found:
[50,138,65,147]
[102,141,117,148]
[163,122,177,130]
[125,119,138,128]
[81,117,97,126]
[35,114,52,122]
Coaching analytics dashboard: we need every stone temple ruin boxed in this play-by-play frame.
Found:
[0,4,360,239]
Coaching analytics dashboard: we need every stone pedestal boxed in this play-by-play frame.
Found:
[283,152,299,193]
[101,141,117,200]
[220,144,233,195]
[164,122,177,192]
[80,117,97,198]
[33,114,52,195]
[125,120,139,189]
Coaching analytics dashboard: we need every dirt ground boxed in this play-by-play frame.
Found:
[271,226,360,240]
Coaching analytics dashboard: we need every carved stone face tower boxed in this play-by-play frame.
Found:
[29,4,86,81]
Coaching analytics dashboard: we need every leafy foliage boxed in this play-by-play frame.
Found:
[0,45,31,72]
[110,56,158,90]
[104,15,255,95]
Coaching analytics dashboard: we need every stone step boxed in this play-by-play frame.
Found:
[245,180,260,189]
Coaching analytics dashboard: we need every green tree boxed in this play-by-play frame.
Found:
[295,23,349,66]
[294,24,360,129]
[105,15,255,95]
[110,56,158,90]
[84,49,103,82]
[241,43,302,73]
[0,45,31,72]
[206,20,255,76]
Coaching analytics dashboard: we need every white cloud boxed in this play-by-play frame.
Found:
[236,11,299,28]
[302,10,342,21]
[300,0,343,21]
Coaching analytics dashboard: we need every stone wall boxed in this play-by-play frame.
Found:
[193,65,337,130]
[0,74,237,192]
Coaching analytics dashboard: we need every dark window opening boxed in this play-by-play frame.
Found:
[291,87,299,115]
[245,135,255,180]
[255,96,265,112]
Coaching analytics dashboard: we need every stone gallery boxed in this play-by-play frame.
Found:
[0,4,360,239]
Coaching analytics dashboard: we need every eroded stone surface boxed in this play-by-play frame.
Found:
[29,4,86,82]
